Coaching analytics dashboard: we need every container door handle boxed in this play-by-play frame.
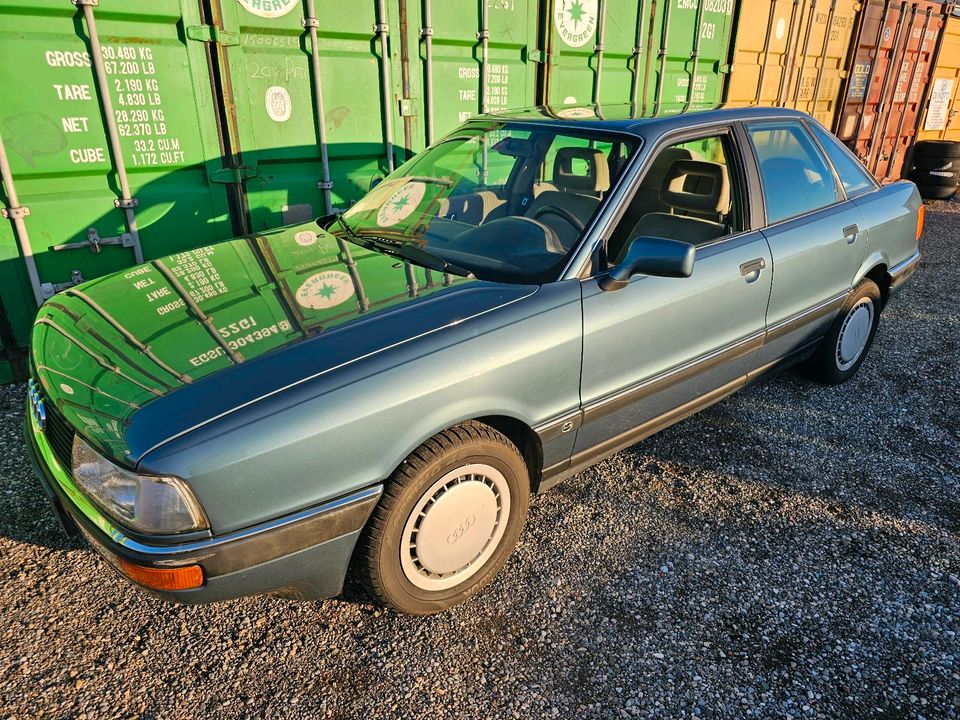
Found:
[739,257,766,282]
[843,224,859,244]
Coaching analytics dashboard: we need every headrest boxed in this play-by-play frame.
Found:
[553,147,610,194]
[660,159,729,214]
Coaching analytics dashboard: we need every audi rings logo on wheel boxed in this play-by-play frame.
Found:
[447,515,477,545]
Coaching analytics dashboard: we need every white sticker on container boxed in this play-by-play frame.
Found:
[59,383,75,395]
[563,95,578,105]
[295,230,318,246]
[265,86,292,122]
[376,181,427,227]
[554,0,598,48]
[558,107,595,118]
[295,270,355,310]
[775,17,786,40]
[238,0,299,19]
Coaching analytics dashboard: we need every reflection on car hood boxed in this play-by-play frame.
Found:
[31,221,534,464]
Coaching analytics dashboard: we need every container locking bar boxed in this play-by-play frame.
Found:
[40,270,86,300]
[53,228,135,254]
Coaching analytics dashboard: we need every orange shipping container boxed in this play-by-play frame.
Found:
[917,10,960,140]
[725,0,860,128]
[834,0,951,182]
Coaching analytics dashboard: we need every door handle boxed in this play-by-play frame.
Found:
[843,224,859,244]
[740,257,766,280]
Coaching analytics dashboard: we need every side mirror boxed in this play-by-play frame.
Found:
[599,236,695,291]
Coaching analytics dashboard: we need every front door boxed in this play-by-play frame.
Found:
[575,128,772,457]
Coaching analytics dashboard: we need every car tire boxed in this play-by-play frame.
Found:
[909,169,958,186]
[912,156,957,172]
[915,183,958,200]
[912,140,960,159]
[354,421,530,614]
[804,278,882,385]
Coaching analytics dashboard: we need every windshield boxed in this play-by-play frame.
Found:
[334,122,638,284]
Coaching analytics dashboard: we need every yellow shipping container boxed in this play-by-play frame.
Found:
[917,12,960,142]
[725,0,860,127]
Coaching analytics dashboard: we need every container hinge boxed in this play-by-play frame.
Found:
[718,63,732,74]
[594,42,605,52]
[210,165,258,184]
[373,22,389,34]
[53,228,134,254]
[317,180,334,190]
[186,25,240,46]
[114,197,138,209]
[1,205,30,219]
[301,17,319,29]
[71,0,99,6]
[476,30,490,40]
[420,27,433,38]
[399,98,416,117]
[40,270,85,300]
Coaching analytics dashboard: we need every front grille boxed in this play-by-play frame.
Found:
[42,398,76,471]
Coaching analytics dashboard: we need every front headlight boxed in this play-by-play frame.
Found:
[71,436,209,535]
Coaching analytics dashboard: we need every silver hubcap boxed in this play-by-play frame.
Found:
[836,299,874,370]
[400,463,510,592]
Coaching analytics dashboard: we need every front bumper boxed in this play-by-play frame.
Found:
[25,407,381,604]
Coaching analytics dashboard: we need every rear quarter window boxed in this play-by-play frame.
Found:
[807,122,877,197]
[746,121,844,224]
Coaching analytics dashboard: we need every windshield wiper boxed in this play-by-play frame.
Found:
[350,234,473,278]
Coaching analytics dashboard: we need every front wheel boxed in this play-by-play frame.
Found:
[804,277,882,385]
[354,421,530,614]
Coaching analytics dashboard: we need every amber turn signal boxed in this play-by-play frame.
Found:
[116,557,204,591]
[917,204,925,241]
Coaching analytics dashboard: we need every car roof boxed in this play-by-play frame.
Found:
[467,104,814,137]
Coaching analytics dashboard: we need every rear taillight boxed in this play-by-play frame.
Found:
[917,204,925,241]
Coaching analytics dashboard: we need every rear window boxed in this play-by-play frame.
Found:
[807,122,877,197]
[746,121,843,224]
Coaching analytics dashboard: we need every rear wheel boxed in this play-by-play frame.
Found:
[804,278,882,385]
[354,421,530,614]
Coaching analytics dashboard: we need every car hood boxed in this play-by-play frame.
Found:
[30,221,536,465]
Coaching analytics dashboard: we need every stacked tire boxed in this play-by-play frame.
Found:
[908,140,960,200]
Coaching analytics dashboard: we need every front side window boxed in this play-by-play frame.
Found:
[336,123,637,284]
[807,122,877,197]
[746,121,843,224]
[607,132,744,265]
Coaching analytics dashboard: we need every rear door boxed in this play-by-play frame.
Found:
[743,119,867,366]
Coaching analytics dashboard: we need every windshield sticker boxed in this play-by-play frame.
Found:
[265,86,292,122]
[376,181,427,227]
[238,0,298,18]
[295,270,355,310]
[554,0,598,48]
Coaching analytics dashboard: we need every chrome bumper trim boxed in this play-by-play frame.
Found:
[890,250,921,289]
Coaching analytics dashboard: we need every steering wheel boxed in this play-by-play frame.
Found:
[532,205,585,232]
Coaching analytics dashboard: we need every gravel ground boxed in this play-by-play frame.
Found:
[1,203,958,720]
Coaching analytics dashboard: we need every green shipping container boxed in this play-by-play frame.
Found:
[540,0,737,114]
[0,0,539,382]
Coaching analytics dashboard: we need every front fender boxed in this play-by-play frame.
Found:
[138,280,584,534]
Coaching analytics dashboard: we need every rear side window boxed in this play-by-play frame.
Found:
[746,122,843,224]
[807,122,877,197]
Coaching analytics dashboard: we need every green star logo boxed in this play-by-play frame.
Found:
[317,282,336,300]
[567,0,585,27]
[391,194,411,212]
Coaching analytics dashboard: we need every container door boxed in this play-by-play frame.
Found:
[0,0,234,380]
[413,0,538,144]
[725,0,859,128]
[836,0,948,181]
[214,0,420,230]
[918,14,960,142]
[541,0,736,114]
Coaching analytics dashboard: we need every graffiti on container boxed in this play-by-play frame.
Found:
[242,33,301,49]
[3,113,67,167]
[554,0,597,48]
[249,57,308,82]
